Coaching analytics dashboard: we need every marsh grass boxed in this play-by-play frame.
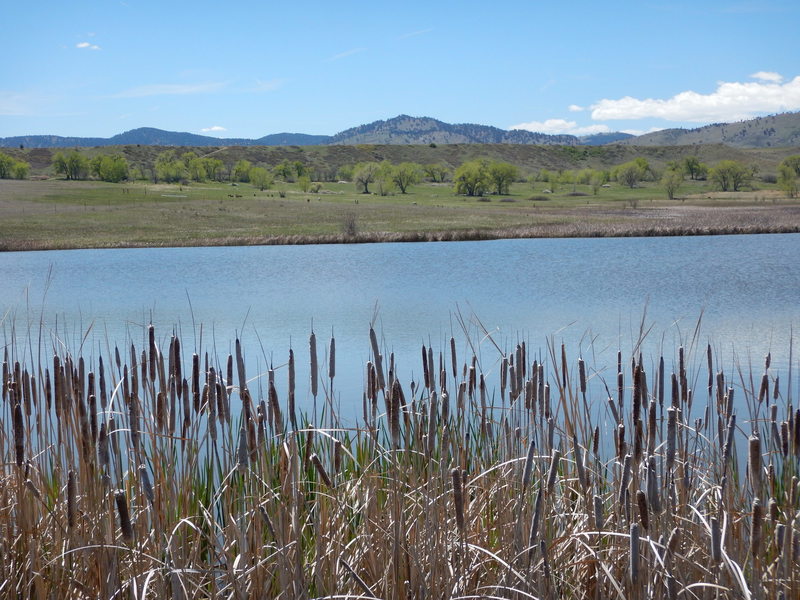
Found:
[0,318,798,599]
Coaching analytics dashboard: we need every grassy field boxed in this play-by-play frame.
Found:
[2,177,800,251]
[1,319,797,598]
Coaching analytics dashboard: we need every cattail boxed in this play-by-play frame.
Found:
[450,337,457,379]
[116,490,133,541]
[98,422,110,470]
[768,497,779,522]
[452,468,465,532]
[750,497,763,559]
[268,379,283,436]
[329,335,335,380]
[368,327,384,390]
[67,470,77,529]
[288,348,296,430]
[629,522,640,585]
[710,517,721,563]
[578,358,587,394]
[748,434,762,492]
[192,354,200,413]
[421,345,429,390]
[666,407,677,473]
[593,494,603,531]
[334,439,342,474]
[636,489,649,531]
[237,424,249,472]
[139,465,154,506]
[775,523,786,557]
[527,488,544,559]
[310,453,333,488]
[619,454,632,508]
[13,399,24,466]
[780,421,789,457]
[545,448,561,494]
[521,438,537,493]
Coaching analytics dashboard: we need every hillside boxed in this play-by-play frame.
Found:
[327,114,578,145]
[6,142,798,180]
[621,112,800,148]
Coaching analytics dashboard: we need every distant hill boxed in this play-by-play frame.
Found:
[3,112,798,149]
[578,132,634,145]
[620,112,800,148]
[0,128,329,149]
[328,114,578,145]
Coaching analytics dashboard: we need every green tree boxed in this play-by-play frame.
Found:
[778,164,798,198]
[375,161,395,196]
[274,160,295,182]
[91,154,129,182]
[683,156,701,180]
[779,155,800,176]
[154,150,186,183]
[709,160,752,191]
[487,161,519,195]
[453,159,490,196]
[293,161,307,178]
[0,152,30,179]
[391,162,421,194]
[53,150,90,180]
[354,162,380,194]
[422,163,450,183]
[589,170,607,195]
[233,159,252,182]
[615,161,644,188]
[249,166,273,191]
[336,164,355,182]
[297,175,311,192]
[661,168,683,200]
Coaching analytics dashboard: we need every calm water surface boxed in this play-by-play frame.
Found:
[2,234,798,417]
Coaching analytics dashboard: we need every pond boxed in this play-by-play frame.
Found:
[2,233,798,420]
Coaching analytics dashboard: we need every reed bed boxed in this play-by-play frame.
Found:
[1,321,798,599]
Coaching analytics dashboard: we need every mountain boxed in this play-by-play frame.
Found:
[619,112,800,148]
[578,132,634,145]
[0,128,330,148]
[328,114,578,145]
[3,112,798,149]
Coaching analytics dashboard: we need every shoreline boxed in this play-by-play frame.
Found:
[3,219,799,252]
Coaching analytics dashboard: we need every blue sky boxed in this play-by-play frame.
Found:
[2,0,799,138]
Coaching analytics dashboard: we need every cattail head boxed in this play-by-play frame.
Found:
[310,453,333,488]
[710,517,721,563]
[67,470,77,529]
[115,489,133,541]
[629,522,640,586]
[750,497,763,559]
[451,468,465,532]
[748,433,762,492]
[636,489,649,531]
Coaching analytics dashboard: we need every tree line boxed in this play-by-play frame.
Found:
[6,148,799,200]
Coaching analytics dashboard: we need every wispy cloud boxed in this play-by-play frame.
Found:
[112,81,227,98]
[200,125,226,133]
[76,41,101,50]
[510,118,611,136]
[324,47,367,62]
[568,104,584,112]
[590,73,800,122]
[253,78,285,92]
[398,28,433,40]
[0,91,36,116]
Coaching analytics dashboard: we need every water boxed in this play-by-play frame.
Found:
[2,234,798,418]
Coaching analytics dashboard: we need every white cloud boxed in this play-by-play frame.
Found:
[620,127,665,136]
[201,125,227,133]
[113,82,227,98]
[568,104,584,112]
[751,71,783,83]
[324,47,367,62]
[510,118,611,136]
[591,73,800,122]
[76,41,101,50]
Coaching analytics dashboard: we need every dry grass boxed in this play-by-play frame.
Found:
[1,318,799,599]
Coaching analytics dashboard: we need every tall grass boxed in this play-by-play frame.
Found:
[1,321,798,599]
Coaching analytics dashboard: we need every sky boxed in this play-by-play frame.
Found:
[2,0,800,139]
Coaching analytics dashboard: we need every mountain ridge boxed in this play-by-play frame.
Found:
[2,112,798,149]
